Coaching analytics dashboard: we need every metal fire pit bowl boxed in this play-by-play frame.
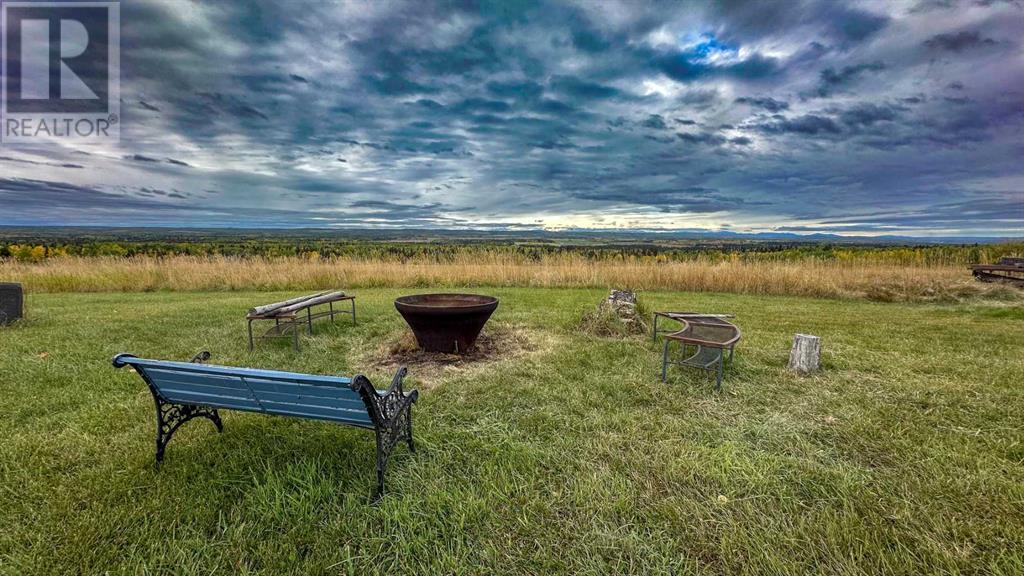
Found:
[394,293,499,354]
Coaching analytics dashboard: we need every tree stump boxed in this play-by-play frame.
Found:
[788,334,820,374]
[585,289,647,335]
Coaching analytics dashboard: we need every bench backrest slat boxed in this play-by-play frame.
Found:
[121,357,373,427]
[249,401,370,424]
[143,367,262,412]
[145,368,252,393]
[156,388,264,413]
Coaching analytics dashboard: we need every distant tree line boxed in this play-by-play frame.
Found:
[1,238,1020,266]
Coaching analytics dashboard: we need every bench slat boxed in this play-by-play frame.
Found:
[261,408,374,428]
[122,358,354,388]
[144,368,250,391]
[153,380,255,402]
[156,388,264,411]
[243,377,363,401]
[250,388,366,411]
[255,400,372,424]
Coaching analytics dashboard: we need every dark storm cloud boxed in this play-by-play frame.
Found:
[924,30,999,52]
[0,178,455,227]
[649,49,781,83]
[837,103,903,128]
[834,9,890,42]
[549,76,624,100]
[735,96,789,112]
[2,0,1021,236]
[125,154,161,163]
[703,2,889,45]
[0,155,84,169]
[757,114,842,135]
[676,131,728,145]
[811,61,886,98]
[642,115,668,130]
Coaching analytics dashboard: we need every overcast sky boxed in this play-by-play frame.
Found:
[1,0,1022,236]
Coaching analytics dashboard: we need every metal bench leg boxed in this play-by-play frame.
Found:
[247,319,254,351]
[716,350,724,391]
[307,307,314,335]
[351,298,357,325]
[661,339,670,383]
[406,410,415,453]
[652,314,658,342]
[373,432,390,503]
[329,301,334,323]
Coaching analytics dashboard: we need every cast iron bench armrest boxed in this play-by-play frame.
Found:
[350,367,418,431]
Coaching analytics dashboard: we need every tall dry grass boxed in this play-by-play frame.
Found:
[1,254,1017,302]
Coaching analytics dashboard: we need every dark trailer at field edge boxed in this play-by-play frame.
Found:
[971,257,1024,287]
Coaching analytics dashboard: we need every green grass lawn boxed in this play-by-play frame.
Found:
[1,288,1022,575]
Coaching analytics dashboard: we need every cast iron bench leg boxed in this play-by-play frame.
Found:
[351,298,357,325]
[247,319,254,351]
[151,392,223,467]
[371,413,414,502]
[406,410,415,453]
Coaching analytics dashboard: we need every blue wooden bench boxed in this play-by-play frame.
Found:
[113,352,417,500]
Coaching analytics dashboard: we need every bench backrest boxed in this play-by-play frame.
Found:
[114,355,373,428]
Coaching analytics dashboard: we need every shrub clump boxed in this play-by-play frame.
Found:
[579,289,649,337]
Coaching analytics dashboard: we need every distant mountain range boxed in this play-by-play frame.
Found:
[0,225,1019,245]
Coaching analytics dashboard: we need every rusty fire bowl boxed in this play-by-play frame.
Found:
[394,293,499,354]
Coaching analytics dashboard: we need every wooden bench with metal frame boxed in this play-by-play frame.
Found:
[113,351,415,502]
[246,291,356,351]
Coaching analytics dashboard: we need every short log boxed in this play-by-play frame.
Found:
[248,291,330,317]
[788,334,821,374]
[274,291,346,315]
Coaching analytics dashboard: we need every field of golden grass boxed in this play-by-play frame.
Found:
[2,254,1018,302]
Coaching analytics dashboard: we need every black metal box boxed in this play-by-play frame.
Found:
[0,283,23,325]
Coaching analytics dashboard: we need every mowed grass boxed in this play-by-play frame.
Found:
[0,288,1022,574]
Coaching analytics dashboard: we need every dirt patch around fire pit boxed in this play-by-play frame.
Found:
[363,321,556,389]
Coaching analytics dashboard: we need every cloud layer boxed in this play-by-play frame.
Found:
[2,0,1022,236]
